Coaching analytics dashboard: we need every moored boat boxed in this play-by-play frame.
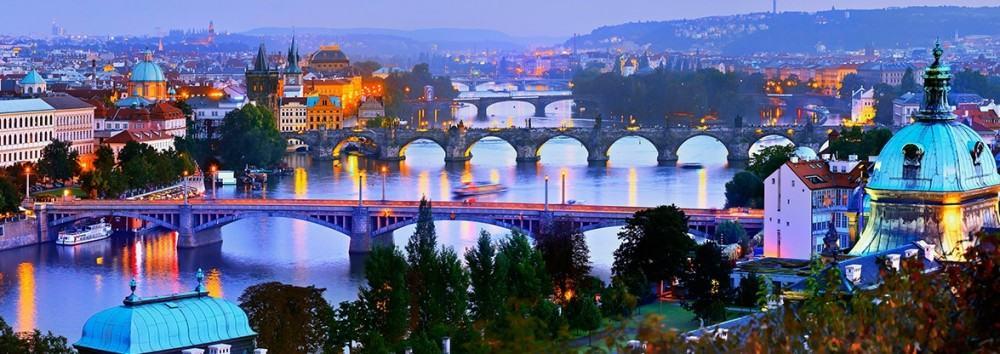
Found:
[56,219,112,246]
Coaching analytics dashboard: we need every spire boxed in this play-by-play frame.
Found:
[124,278,139,304]
[195,268,207,293]
[286,36,301,74]
[915,40,954,121]
[253,43,269,72]
[143,48,153,62]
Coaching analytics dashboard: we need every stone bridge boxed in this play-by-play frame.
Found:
[35,199,763,253]
[454,91,577,120]
[287,124,833,164]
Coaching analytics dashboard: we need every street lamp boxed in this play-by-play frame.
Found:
[357,172,364,207]
[209,165,217,199]
[24,167,31,200]
[544,175,549,211]
[561,172,566,205]
[381,166,387,202]
[182,170,189,205]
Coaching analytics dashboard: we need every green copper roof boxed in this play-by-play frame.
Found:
[74,271,256,354]
[20,69,46,85]
[130,51,166,83]
[866,42,1000,193]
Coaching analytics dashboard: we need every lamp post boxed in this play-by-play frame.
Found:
[544,175,549,211]
[561,172,566,205]
[24,167,30,199]
[182,170,189,205]
[381,166,387,202]
[358,172,363,207]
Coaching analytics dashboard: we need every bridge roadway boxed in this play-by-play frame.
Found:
[287,124,832,164]
[35,199,763,253]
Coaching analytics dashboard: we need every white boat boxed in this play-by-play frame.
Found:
[679,162,704,169]
[452,182,508,197]
[56,219,112,246]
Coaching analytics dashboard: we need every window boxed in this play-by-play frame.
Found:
[971,141,985,166]
[902,144,923,179]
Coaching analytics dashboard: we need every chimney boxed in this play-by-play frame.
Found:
[886,254,900,271]
[442,337,451,354]
[790,156,800,163]
[821,153,831,161]
[916,240,936,262]
[904,248,919,258]
[848,154,858,162]
[845,264,862,284]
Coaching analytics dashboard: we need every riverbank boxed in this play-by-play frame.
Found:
[0,217,39,251]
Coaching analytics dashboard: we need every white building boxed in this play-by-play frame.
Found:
[41,96,96,156]
[278,97,308,133]
[0,99,54,167]
[850,86,875,124]
[763,156,867,260]
[188,96,246,139]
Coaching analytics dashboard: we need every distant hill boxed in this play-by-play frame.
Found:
[568,6,1000,54]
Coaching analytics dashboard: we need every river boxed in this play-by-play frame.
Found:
[0,103,794,341]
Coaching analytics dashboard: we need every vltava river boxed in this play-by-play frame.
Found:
[0,109,784,340]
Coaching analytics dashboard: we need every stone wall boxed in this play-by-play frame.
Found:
[0,217,40,251]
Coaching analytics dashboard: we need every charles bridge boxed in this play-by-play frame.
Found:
[36,199,763,253]
[286,123,834,164]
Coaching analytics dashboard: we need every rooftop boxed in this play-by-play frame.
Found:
[0,98,55,114]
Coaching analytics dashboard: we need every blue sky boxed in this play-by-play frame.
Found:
[9,0,998,37]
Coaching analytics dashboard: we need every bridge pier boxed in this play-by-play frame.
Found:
[350,207,372,253]
[444,147,472,163]
[586,145,609,165]
[657,147,678,165]
[379,146,406,162]
[177,205,223,248]
[476,106,489,120]
[515,146,540,163]
[533,104,546,118]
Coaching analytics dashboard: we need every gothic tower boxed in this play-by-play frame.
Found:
[283,37,303,98]
[245,43,282,114]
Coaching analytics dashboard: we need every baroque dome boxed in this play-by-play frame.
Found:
[130,50,166,83]
[310,45,349,64]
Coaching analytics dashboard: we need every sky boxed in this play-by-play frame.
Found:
[7,0,998,37]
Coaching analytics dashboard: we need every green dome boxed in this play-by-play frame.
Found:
[867,120,1000,192]
[130,50,166,82]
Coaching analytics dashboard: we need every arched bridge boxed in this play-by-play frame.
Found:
[35,199,763,253]
[287,124,833,164]
[455,91,576,119]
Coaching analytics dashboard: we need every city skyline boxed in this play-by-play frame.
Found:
[8,0,998,38]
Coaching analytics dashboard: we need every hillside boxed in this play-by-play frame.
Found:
[569,6,1000,54]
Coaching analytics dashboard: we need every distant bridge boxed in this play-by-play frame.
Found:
[454,90,576,120]
[36,199,763,253]
[287,124,832,164]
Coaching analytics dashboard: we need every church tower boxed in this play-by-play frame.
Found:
[245,43,282,114]
[283,37,303,98]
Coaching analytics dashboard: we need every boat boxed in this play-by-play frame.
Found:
[56,219,112,246]
[452,182,508,197]
[679,162,704,169]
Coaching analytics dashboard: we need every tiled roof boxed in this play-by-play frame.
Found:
[0,98,54,114]
[784,160,867,190]
[40,96,95,110]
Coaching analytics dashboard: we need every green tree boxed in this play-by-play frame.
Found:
[565,296,602,332]
[238,282,335,354]
[356,246,410,351]
[218,104,286,169]
[405,197,439,331]
[735,272,763,308]
[535,221,592,302]
[900,67,919,93]
[873,83,899,126]
[838,73,867,101]
[465,230,501,324]
[746,144,795,178]
[37,139,79,183]
[0,316,75,354]
[828,126,892,160]
[0,178,21,215]
[714,220,746,245]
[612,205,694,297]
[724,171,763,208]
[682,242,734,322]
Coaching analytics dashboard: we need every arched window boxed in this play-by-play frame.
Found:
[970,141,986,166]
[902,144,923,179]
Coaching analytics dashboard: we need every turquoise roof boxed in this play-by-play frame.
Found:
[130,59,166,83]
[74,277,256,354]
[20,69,46,85]
[867,120,1000,192]
[0,98,54,114]
[115,96,154,107]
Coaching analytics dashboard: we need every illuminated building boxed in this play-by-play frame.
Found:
[850,86,875,124]
[0,99,54,167]
[41,96,97,156]
[278,97,308,132]
[126,50,169,102]
[303,76,363,116]
[849,43,1000,262]
[306,95,343,130]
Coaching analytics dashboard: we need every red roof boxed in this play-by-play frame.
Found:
[784,159,868,190]
[104,130,171,144]
[110,102,183,122]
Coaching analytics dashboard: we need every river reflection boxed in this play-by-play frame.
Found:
[0,128,736,340]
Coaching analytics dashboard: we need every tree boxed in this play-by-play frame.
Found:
[355,246,410,351]
[0,178,21,215]
[238,282,335,354]
[682,242,734,322]
[354,61,383,77]
[612,205,694,297]
[838,73,867,100]
[735,272,763,308]
[37,139,79,183]
[900,67,919,93]
[565,296,602,332]
[535,221,592,302]
[218,104,286,169]
[746,144,795,179]
[873,83,899,126]
[466,230,501,323]
[0,316,74,354]
[714,220,746,245]
[828,126,893,160]
[724,171,764,208]
[405,197,439,332]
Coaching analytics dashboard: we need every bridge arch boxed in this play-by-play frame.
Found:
[482,99,539,119]
[674,133,732,163]
[534,133,592,162]
[748,133,796,157]
[604,134,663,163]
[398,136,448,159]
[462,135,518,160]
[328,132,379,158]
[542,99,575,117]
[192,211,353,237]
[371,215,539,238]
[50,211,178,231]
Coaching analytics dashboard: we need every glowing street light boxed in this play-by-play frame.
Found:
[380,166,387,202]
[24,166,31,199]
[544,175,549,211]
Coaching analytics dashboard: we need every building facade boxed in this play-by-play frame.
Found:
[306,95,343,130]
[850,87,875,125]
[245,44,282,115]
[278,97,308,132]
[127,50,169,102]
[764,157,867,260]
[0,99,54,167]
[41,96,96,156]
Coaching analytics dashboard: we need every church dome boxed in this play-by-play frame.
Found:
[310,45,349,64]
[130,50,166,83]
[866,43,1000,193]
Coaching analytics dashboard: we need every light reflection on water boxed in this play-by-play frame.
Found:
[0,125,737,340]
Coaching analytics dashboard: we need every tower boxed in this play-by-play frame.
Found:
[283,36,303,98]
[245,43,282,113]
[849,42,1000,261]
